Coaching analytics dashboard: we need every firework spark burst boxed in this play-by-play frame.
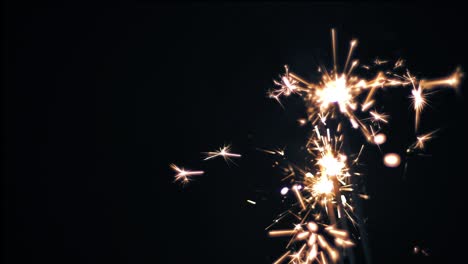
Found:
[171,28,462,264]
[265,29,461,263]
[270,29,461,140]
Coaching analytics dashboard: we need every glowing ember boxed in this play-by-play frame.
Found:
[373,133,387,145]
[383,153,401,167]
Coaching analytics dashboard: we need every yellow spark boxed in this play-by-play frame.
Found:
[247,199,256,205]
[361,100,374,112]
[268,229,298,237]
[317,152,346,177]
[257,147,285,156]
[311,176,334,197]
[383,153,401,168]
[296,231,311,240]
[410,85,427,131]
[370,111,389,124]
[420,67,463,89]
[325,227,349,239]
[204,144,241,161]
[373,133,387,145]
[298,118,307,126]
[293,185,307,211]
[273,250,291,264]
[307,222,319,232]
[394,58,405,69]
[169,164,204,184]
[269,65,301,101]
[335,237,355,248]
[359,194,370,200]
[344,39,358,73]
[374,57,388,65]
[308,243,318,261]
[411,130,438,150]
[270,221,352,264]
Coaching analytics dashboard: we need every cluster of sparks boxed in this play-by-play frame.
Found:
[266,126,361,264]
[268,29,461,140]
[171,29,462,264]
[269,222,353,264]
[264,29,461,263]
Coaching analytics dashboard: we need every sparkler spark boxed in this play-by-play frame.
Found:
[203,144,242,162]
[269,222,353,264]
[410,85,427,131]
[383,153,401,168]
[269,65,300,104]
[170,164,204,184]
[373,133,387,145]
[409,130,438,150]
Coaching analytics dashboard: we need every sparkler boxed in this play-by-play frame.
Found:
[171,28,461,264]
[265,29,461,263]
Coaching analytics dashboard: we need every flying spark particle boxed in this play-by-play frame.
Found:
[383,153,401,167]
[170,164,204,184]
[373,133,387,145]
[204,144,241,162]
[247,200,256,205]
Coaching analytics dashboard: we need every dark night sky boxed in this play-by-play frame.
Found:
[3,2,468,264]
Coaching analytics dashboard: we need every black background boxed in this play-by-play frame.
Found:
[3,2,468,264]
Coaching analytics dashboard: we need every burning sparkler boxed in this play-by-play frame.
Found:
[265,29,461,263]
[171,28,461,264]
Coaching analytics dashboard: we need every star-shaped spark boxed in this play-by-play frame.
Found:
[269,65,301,104]
[410,85,428,131]
[409,130,438,150]
[170,164,204,184]
[203,144,242,163]
[369,110,389,124]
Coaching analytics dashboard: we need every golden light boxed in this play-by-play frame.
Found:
[312,177,334,196]
[318,153,346,177]
[383,153,401,167]
[203,144,241,162]
[373,133,387,145]
[172,28,461,264]
[409,130,438,150]
[317,75,352,112]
